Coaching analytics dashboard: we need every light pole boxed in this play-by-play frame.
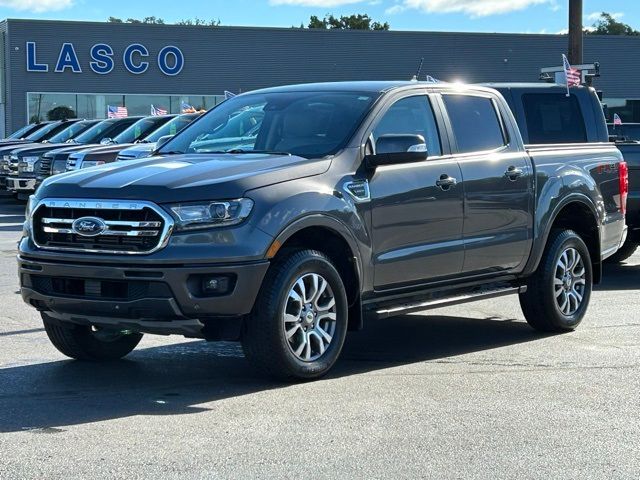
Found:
[568,0,583,64]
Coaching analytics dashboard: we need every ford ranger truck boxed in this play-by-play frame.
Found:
[18,81,627,380]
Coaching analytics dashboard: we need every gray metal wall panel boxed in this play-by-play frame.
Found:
[4,19,640,133]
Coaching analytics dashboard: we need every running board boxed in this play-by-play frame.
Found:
[374,286,527,319]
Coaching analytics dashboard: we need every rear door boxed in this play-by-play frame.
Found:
[368,93,465,289]
[439,93,533,274]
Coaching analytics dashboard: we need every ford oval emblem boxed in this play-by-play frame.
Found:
[72,217,107,237]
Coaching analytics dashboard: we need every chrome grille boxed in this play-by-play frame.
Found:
[8,156,19,176]
[31,199,174,255]
[39,155,53,176]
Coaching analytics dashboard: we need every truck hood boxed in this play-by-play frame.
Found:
[117,143,156,160]
[38,152,331,202]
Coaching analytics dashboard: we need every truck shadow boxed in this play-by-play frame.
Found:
[0,314,543,433]
[596,260,640,291]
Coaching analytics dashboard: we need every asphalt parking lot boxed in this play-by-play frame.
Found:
[0,192,638,479]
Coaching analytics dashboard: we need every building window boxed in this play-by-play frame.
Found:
[27,93,225,122]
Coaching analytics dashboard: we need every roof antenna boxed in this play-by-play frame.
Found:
[411,57,424,81]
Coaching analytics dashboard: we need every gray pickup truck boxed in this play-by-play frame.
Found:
[18,81,627,380]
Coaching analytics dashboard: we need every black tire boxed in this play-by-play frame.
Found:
[42,313,143,361]
[604,237,638,264]
[242,249,349,381]
[519,229,593,332]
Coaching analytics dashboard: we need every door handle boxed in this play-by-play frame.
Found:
[505,166,524,180]
[436,174,457,190]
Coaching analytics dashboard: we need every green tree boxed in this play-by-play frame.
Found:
[176,17,220,26]
[587,12,639,35]
[307,14,389,30]
[47,106,76,121]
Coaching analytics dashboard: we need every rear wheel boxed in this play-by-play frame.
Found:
[604,237,638,264]
[42,313,143,361]
[242,249,348,381]
[519,229,592,332]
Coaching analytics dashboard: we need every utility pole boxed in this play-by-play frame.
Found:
[568,0,583,64]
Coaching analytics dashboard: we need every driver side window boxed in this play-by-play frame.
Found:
[373,95,442,157]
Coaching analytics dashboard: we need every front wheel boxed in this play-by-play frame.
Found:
[242,249,349,381]
[519,229,593,332]
[42,313,143,361]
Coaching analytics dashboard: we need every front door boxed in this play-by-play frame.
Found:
[368,94,465,289]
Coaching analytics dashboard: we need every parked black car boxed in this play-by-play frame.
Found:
[4,120,101,196]
[65,115,175,171]
[19,81,627,380]
[35,117,143,188]
[0,119,81,189]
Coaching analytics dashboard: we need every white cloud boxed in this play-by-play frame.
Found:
[586,11,624,21]
[269,0,363,6]
[0,0,74,12]
[399,0,552,17]
[385,4,406,14]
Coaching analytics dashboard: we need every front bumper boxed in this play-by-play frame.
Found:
[6,177,36,192]
[18,254,270,337]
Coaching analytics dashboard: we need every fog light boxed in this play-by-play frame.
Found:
[202,276,231,295]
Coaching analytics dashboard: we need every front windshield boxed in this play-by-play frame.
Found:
[114,117,170,144]
[73,120,114,144]
[144,114,199,142]
[160,91,378,158]
[48,121,95,143]
[8,124,36,139]
[26,122,61,141]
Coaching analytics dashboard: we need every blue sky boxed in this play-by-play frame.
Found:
[1,0,638,34]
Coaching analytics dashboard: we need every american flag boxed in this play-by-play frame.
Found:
[151,105,168,116]
[107,105,128,118]
[181,101,195,113]
[562,54,581,87]
[613,113,623,126]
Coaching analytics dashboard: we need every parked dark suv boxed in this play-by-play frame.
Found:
[19,81,627,380]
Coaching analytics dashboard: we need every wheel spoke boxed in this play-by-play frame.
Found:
[559,292,569,314]
[294,334,308,357]
[296,278,308,303]
[317,311,336,322]
[286,324,301,339]
[284,313,299,324]
[317,296,335,312]
[316,324,332,343]
[312,277,328,305]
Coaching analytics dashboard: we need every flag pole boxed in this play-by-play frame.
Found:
[562,54,570,97]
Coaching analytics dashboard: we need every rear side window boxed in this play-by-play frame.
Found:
[443,95,506,154]
[522,93,587,144]
[373,95,442,156]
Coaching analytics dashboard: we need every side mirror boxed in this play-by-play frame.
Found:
[99,137,112,145]
[156,135,174,150]
[365,134,428,168]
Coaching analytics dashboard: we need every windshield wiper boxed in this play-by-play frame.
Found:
[159,151,184,155]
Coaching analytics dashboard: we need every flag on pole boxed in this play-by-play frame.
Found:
[224,90,236,100]
[562,54,581,96]
[181,101,195,113]
[107,105,128,118]
[613,113,623,127]
[151,105,168,116]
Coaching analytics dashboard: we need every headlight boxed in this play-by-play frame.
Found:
[167,198,254,231]
[25,195,36,222]
[52,160,66,175]
[81,160,106,169]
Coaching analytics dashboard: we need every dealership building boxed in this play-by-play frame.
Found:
[1,18,640,136]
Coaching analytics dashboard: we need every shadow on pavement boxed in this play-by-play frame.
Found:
[0,314,543,433]
[597,260,640,291]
